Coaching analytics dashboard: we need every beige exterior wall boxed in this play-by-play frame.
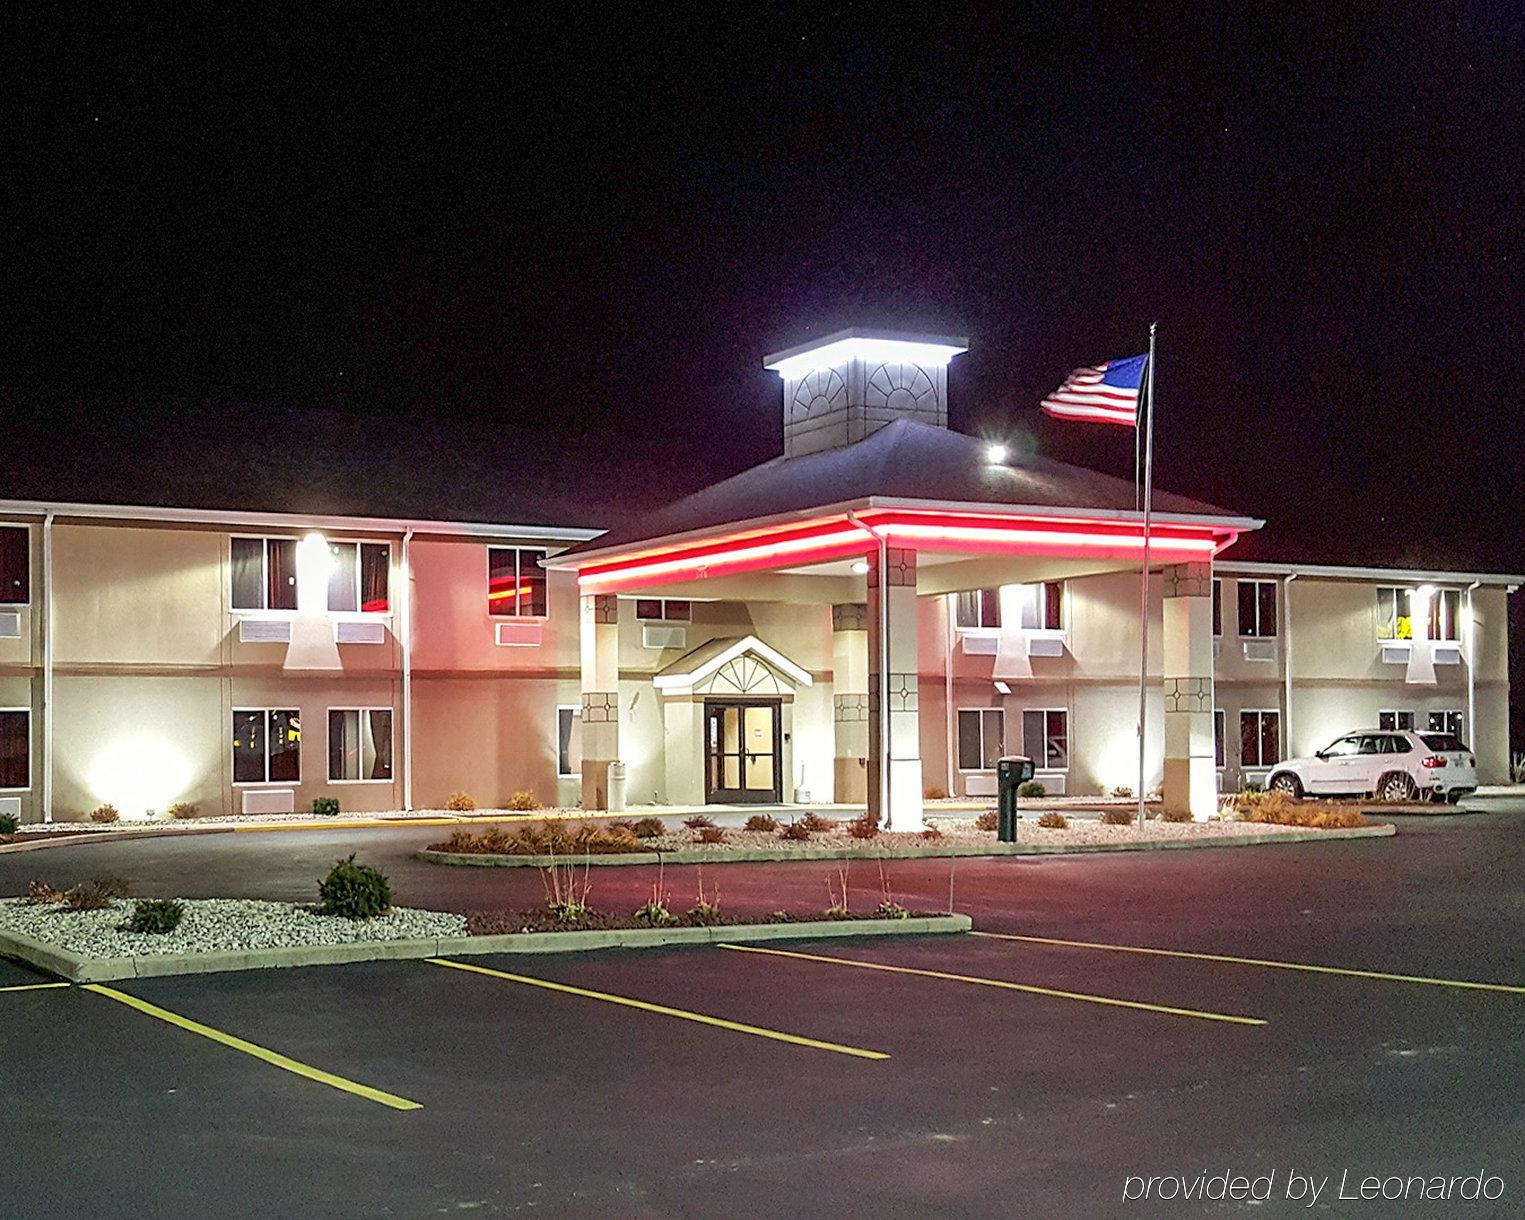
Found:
[2,506,1516,821]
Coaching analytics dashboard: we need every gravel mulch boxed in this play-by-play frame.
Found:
[0,897,467,958]
[464,907,932,935]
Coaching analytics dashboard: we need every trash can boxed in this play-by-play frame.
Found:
[607,762,627,813]
[996,755,1036,842]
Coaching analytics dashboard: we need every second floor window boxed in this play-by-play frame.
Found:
[1377,586,1461,642]
[954,582,1063,631]
[0,528,28,605]
[327,542,391,614]
[488,547,548,617]
[954,588,1001,629]
[1212,580,1222,637]
[231,537,298,612]
[1237,580,1278,637]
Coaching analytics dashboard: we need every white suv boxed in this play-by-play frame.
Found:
[1266,729,1477,803]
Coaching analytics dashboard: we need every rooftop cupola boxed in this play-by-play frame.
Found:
[763,328,968,457]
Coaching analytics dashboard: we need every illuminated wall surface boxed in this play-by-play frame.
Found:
[0,515,1509,821]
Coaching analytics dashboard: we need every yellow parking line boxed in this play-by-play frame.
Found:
[426,957,890,1060]
[82,985,422,1110]
[0,981,71,993]
[719,943,1267,1026]
[971,931,1525,996]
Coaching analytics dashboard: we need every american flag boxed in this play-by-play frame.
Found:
[1040,352,1147,426]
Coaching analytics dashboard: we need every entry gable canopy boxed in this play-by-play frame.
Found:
[652,635,813,696]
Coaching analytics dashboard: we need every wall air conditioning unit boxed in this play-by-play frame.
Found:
[335,620,386,645]
[1433,644,1462,666]
[1241,639,1278,663]
[964,773,997,797]
[1026,635,1064,658]
[960,634,998,655]
[495,621,543,647]
[1380,644,1411,665]
[0,612,20,640]
[1033,773,1067,796]
[0,796,20,820]
[239,619,292,644]
[642,624,687,650]
[241,789,295,815]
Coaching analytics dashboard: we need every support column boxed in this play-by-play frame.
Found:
[831,603,870,804]
[867,547,923,831]
[1162,562,1216,820]
[579,592,620,810]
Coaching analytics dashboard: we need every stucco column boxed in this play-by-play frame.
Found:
[1162,562,1216,819]
[867,547,923,831]
[831,602,870,804]
[579,592,620,810]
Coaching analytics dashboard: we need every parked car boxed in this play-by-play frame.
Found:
[1266,730,1477,802]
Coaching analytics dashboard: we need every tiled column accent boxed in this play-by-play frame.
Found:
[1162,561,1216,819]
[831,602,870,803]
[579,592,620,810]
[867,547,923,831]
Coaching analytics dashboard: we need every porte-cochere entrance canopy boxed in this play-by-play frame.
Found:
[551,330,1262,827]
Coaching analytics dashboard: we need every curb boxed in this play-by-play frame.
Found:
[416,823,1397,868]
[0,914,970,983]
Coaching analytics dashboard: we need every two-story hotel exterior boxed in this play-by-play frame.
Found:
[0,332,1517,826]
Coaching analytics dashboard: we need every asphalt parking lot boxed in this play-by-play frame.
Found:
[2,814,1524,1217]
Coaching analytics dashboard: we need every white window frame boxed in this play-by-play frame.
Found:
[1376,586,1461,643]
[1236,579,1278,638]
[232,707,302,786]
[0,707,30,791]
[633,598,692,623]
[0,526,29,607]
[1426,709,1465,738]
[955,707,1005,772]
[325,707,395,784]
[557,705,582,779]
[1022,707,1070,772]
[954,588,1001,631]
[1378,709,1415,732]
[486,546,550,620]
[1428,589,1462,643]
[1375,586,1414,642]
[324,539,393,617]
[1239,708,1281,769]
[230,535,300,615]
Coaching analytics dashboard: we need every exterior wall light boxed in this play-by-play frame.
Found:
[986,444,1008,464]
[851,560,869,575]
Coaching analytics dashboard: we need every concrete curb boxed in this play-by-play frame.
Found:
[417,823,1396,868]
[0,914,970,983]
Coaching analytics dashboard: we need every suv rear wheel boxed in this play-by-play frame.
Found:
[1378,771,1417,801]
[1268,772,1302,798]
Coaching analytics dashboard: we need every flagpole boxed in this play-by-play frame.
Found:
[1136,321,1157,829]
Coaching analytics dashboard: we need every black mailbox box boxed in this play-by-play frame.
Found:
[996,755,1036,841]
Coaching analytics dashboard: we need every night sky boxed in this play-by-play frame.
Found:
[6,6,1522,736]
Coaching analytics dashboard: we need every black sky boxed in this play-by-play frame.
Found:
[5,5,1523,729]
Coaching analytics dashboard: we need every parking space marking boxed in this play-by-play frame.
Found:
[426,957,890,1060]
[0,981,71,993]
[82,985,423,1110]
[719,943,1267,1026]
[971,932,1525,996]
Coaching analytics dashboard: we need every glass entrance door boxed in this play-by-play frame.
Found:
[704,700,782,803]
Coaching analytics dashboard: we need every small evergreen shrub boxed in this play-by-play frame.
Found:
[167,802,200,820]
[317,855,392,918]
[0,813,17,835]
[120,898,184,935]
[877,901,909,920]
[779,821,812,841]
[974,810,999,832]
[1099,808,1135,826]
[311,797,341,816]
[444,791,476,812]
[1018,781,1046,799]
[744,813,779,833]
[506,790,540,811]
[634,900,674,926]
[682,814,716,829]
[1036,811,1068,829]
[1241,781,1264,795]
[686,900,723,926]
[89,804,120,824]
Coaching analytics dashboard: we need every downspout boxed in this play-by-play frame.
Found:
[1282,572,1297,758]
[41,512,54,823]
[846,511,889,821]
[401,529,415,812]
[1465,580,1480,749]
